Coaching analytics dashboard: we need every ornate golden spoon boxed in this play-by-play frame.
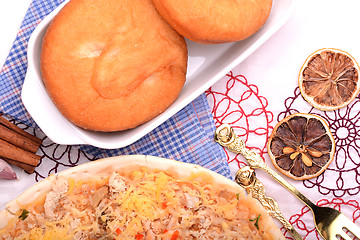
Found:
[214,123,360,240]
[236,166,303,240]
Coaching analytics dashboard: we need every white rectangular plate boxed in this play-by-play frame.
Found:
[22,0,296,149]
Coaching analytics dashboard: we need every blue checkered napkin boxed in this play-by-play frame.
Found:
[81,94,231,178]
[0,0,231,178]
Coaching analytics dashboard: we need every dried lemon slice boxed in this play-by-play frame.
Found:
[267,113,335,180]
[298,48,360,111]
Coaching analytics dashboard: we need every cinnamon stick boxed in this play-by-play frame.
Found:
[0,116,43,173]
[3,158,37,174]
[0,123,41,153]
[0,138,41,174]
[0,117,42,146]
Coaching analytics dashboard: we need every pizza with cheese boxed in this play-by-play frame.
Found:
[0,155,284,239]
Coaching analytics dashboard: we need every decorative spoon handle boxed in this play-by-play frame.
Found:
[214,124,316,209]
[236,166,303,240]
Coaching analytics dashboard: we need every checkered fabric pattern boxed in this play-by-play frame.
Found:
[0,0,231,178]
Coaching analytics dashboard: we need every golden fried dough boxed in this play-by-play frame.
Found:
[41,0,187,132]
[152,0,273,44]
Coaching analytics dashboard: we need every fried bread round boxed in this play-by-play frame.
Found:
[152,0,273,44]
[41,0,187,132]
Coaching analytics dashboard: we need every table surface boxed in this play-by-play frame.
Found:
[1,1,360,239]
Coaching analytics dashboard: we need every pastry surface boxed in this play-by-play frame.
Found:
[152,0,273,44]
[41,0,187,131]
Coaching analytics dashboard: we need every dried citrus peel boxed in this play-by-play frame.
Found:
[298,48,360,111]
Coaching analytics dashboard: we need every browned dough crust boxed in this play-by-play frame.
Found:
[41,0,187,132]
[152,0,273,44]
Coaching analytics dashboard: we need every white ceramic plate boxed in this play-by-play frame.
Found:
[22,0,296,149]
[0,155,285,239]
